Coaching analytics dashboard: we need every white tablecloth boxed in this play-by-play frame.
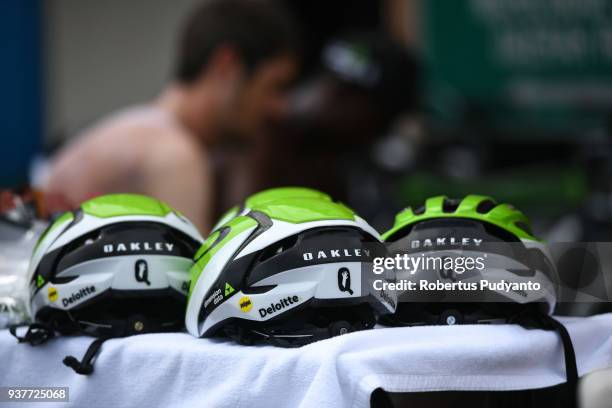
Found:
[1,314,611,408]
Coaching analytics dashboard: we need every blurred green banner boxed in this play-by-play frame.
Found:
[423,0,612,136]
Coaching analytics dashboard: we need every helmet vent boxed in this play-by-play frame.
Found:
[515,221,533,236]
[442,198,460,213]
[257,234,299,262]
[61,229,103,255]
[476,199,497,214]
[413,205,425,215]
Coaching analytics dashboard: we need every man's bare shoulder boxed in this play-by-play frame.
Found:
[138,125,206,169]
[48,107,204,188]
[79,109,204,168]
[45,106,210,221]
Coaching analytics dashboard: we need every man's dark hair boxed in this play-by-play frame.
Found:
[175,0,298,83]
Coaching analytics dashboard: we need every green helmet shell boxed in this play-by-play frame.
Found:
[33,194,182,255]
[245,187,331,209]
[383,195,538,242]
[80,193,174,218]
[189,215,258,296]
[253,197,354,224]
[211,187,332,232]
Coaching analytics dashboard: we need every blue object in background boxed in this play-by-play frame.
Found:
[0,0,43,188]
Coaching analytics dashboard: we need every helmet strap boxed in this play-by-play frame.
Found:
[62,337,109,375]
[510,312,578,405]
[9,323,56,346]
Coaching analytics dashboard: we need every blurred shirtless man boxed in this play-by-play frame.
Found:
[45,0,298,232]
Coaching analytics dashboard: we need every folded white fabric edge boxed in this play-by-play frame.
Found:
[0,313,610,408]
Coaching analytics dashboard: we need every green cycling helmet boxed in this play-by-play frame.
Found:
[13,194,203,375]
[186,194,394,346]
[382,194,557,323]
[383,194,537,242]
[380,194,575,385]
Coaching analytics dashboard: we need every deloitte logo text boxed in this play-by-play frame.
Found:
[259,296,299,318]
[62,286,96,307]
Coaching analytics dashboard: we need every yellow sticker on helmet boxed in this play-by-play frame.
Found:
[48,287,58,302]
[239,296,252,313]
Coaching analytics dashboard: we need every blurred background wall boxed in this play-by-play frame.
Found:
[0,0,43,187]
[45,0,200,144]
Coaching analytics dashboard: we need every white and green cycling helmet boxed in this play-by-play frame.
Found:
[186,195,394,346]
[13,194,203,374]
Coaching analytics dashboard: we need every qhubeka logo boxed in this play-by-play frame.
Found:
[134,259,151,286]
[337,268,354,295]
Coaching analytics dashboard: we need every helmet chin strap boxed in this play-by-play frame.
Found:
[382,306,578,405]
[9,323,56,346]
[509,311,578,406]
[9,322,105,376]
[11,313,184,376]
[61,313,184,375]
[63,337,109,375]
